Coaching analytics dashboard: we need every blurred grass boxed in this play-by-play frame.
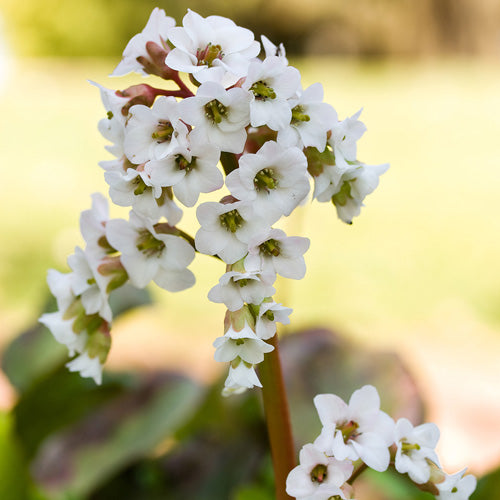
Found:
[1,56,499,345]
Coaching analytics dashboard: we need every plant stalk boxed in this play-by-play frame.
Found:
[259,334,295,500]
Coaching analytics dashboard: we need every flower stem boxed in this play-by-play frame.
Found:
[259,334,295,499]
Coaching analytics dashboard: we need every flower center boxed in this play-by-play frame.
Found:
[175,155,196,173]
[401,441,421,453]
[259,238,281,257]
[254,168,278,191]
[151,120,174,142]
[338,420,359,443]
[63,298,105,335]
[132,176,150,196]
[196,43,223,67]
[310,463,328,483]
[205,99,228,124]
[250,80,276,100]
[331,179,354,207]
[219,209,244,233]
[136,229,165,257]
[291,105,310,124]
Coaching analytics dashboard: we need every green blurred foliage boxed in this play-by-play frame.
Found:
[3,0,500,57]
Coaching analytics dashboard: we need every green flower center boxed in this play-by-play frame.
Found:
[175,155,197,173]
[338,420,360,443]
[205,99,228,124]
[310,463,328,483]
[132,175,150,196]
[331,180,354,207]
[250,80,276,100]
[259,239,281,257]
[196,43,223,67]
[291,105,310,124]
[151,120,174,142]
[401,441,421,453]
[219,209,244,233]
[254,168,278,191]
[136,229,165,257]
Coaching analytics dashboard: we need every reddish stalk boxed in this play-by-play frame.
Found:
[259,334,295,499]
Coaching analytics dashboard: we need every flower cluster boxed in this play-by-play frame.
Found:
[286,385,476,500]
[40,8,387,389]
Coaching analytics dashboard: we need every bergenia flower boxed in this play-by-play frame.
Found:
[314,385,395,472]
[436,469,477,500]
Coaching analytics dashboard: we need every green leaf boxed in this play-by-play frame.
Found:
[473,465,500,499]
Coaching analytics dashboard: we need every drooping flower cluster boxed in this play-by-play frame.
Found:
[40,8,388,390]
[286,385,476,500]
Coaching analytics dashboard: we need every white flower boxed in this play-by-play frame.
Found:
[112,8,175,76]
[394,418,440,484]
[226,141,310,224]
[213,320,273,364]
[329,109,366,170]
[104,166,183,224]
[321,163,390,224]
[67,247,112,322]
[277,83,336,151]
[261,35,288,64]
[105,211,195,292]
[436,469,477,500]
[195,201,266,264]
[223,360,262,392]
[286,443,353,500]
[66,352,103,385]
[314,385,395,472]
[179,81,251,154]
[146,141,222,207]
[242,56,300,131]
[244,228,310,281]
[166,9,260,86]
[255,301,292,340]
[79,193,112,260]
[208,270,276,311]
[39,311,88,357]
[124,96,189,164]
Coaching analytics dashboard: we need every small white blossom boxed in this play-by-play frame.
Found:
[146,141,222,207]
[105,211,195,291]
[314,385,395,472]
[261,35,288,64]
[394,418,440,484]
[112,8,175,76]
[223,360,262,393]
[278,83,336,151]
[242,56,300,131]
[286,443,353,500]
[124,96,189,164]
[39,310,88,357]
[166,9,260,86]
[179,81,251,154]
[66,352,103,385]
[195,201,266,264]
[255,301,292,340]
[226,141,310,224]
[244,228,310,281]
[208,270,276,311]
[436,469,477,500]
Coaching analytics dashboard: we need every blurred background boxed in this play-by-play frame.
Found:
[0,0,500,498]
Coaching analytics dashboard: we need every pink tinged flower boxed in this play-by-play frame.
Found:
[313,385,396,472]
[195,201,266,264]
[226,141,310,224]
[166,9,260,86]
[394,418,441,484]
[104,167,183,224]
[112,8,175,77]
[146,141,223,207]
[124,96,189,164]
[244,228,310,281]
[255,301,292,340]
[436,469,477,500]
[286,443,353,500]
[213,321,274,364]
[323,162,390,224]
[105,212,195,292]
[208,270,276,311]
[66,352,103,385]
[278,83,336,151]
[179,81,251,154]
[242,56,301,131]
